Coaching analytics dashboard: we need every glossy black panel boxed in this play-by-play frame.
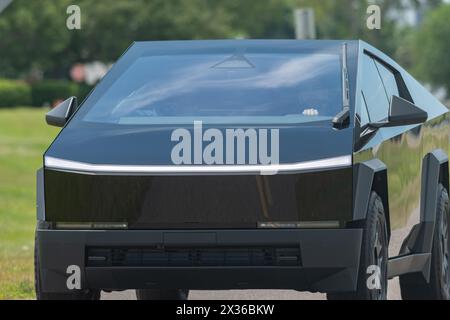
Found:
[46,124,353,166]
[44,168,352,228]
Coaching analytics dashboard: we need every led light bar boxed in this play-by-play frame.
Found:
[45,155,352,175]
[55,222,128,229]
[258,221,340,229]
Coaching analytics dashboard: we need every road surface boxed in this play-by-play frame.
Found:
[102,278,402,300]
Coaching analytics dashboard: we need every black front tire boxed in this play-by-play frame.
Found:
[327,191,388,300]
[34,232,100,300]
[136,289,189,300]
[400,184,450,300]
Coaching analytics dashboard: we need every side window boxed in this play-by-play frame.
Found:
[360,54,390,123]
[374,60,399,103]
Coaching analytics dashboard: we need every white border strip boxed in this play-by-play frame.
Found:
[45,155,352,175]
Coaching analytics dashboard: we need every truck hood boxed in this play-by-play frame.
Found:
[45,122,353,174]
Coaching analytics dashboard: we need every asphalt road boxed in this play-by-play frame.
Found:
[101,278,402,300]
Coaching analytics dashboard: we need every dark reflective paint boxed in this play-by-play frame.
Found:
[46,124,352,165]
[43,40,358,230]
[356,115,450,257]
[44,168,352,228]
[354,42,450,257]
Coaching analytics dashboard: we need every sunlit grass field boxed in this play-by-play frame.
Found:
[0,107,58,299]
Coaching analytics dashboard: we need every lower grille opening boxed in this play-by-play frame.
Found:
[86,247,302,267]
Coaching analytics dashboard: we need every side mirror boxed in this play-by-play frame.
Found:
[369,95,428,129]
[46,97,77,127]
[388,95,428,126]
[332,107,350,129]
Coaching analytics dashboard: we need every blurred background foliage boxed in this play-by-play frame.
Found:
[0,0,449,96]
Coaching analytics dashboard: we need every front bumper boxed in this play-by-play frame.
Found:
[36,228,362,294]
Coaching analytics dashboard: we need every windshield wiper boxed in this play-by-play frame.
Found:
[332,42,350,129]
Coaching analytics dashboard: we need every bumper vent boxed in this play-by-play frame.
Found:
[86,247,301,267]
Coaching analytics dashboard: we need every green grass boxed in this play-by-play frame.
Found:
[0,107,58,299]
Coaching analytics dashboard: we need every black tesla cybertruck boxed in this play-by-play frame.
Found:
[35,40,449,300]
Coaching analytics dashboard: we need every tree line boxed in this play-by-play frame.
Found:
[0,0,449,93]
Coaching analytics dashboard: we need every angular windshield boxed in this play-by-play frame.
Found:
[78,45,343,125]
